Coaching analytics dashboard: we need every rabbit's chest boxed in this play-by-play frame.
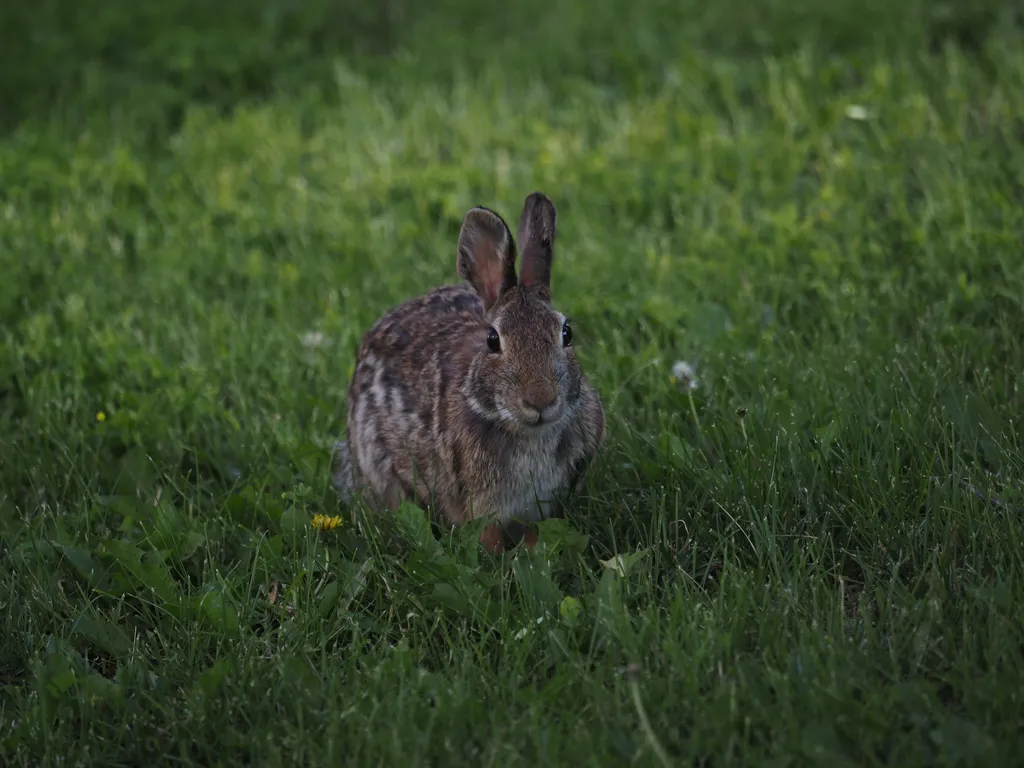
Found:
[491,435,571,522]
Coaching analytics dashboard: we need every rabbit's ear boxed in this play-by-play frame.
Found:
[457,206,517,309]
[517,192,557,293]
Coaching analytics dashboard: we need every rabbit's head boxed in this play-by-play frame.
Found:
[456,192,587,434]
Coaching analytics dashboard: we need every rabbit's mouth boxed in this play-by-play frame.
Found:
[518,397,565,429]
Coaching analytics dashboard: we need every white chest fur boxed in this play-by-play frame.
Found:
[488,427,570,523]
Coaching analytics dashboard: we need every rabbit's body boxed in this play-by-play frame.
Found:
[333,193,605,552]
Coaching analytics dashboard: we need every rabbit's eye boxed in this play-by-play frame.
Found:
[486,327,501,353]
[561,320,573,347]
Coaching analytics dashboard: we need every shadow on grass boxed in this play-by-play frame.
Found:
[0,0,1016,137]
[0,0,416,135]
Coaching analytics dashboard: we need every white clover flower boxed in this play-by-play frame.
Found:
[844,104,872,121]
[301,331,326,348]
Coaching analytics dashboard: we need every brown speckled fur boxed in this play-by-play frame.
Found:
[332,192,605,553]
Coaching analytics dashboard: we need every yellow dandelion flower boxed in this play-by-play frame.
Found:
[96,411,106,422]
[310,514,342,532]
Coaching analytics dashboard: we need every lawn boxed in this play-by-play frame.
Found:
[2,0,1024,764]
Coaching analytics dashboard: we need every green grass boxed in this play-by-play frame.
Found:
[3,0,1024,764]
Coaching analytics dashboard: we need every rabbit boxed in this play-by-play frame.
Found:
[331,191,605,553]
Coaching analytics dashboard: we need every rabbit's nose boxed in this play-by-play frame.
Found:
[521,392,562,425]
[522,394,558,413]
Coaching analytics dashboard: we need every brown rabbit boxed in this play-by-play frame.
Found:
[332,192,605,553]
